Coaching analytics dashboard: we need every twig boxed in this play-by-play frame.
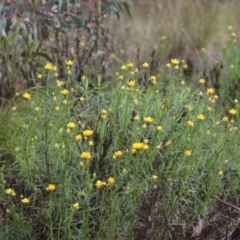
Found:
[199,188,240,212]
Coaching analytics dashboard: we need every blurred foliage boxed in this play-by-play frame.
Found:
[0,0,134,98]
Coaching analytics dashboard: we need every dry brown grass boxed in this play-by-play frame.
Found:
[108,0,240,69]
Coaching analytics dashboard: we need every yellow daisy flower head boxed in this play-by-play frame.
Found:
[44,63,53,70]
[95,180,104,189]
[73,202,80,210]
[22,92,31,100]
[5,188,16,196]
[128,80,135,87]
[171,58,180,65]
[132,142,144,150]
[61,89,69,95]
[144,117,154,123]
[46,184,56,192]
[75,134,82,141]
[185,150,192,156]
[229,108,237,115]
[126,62,134,68]
[113,150,123,158]
[187,120,194,127]
[65,60,73,66]
[67,122,76,129]
[197,114,205,120]
[21,198,30,204]
[142,62,149,68]
[83,129,94,137]
[80,151,92,160]
[207,88,215,94]
[107,177,115,185]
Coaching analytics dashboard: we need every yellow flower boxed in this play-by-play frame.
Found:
[187,121,194,127]
[222,116,228,122]
[52,65,57,71]
[83,130,94,137]
[150,75,156,82]
[218,170,224,176]
[5,188,16,196]
[95,180,104,188]
[165,140,171,147]
[22,92,31,100]
[37,73,42,79]
[142,62,149,68]
[73,202,80,210]
[57,80,64,87]
[134,115,140,121]
[199,78,205,84]
[55,106,60,111]
[207,88,215,94]
[61,89,69,95]
[80,151,92,160]
[21,198,30,204]
[229,108,237,115]
[127,62,134,68]
[107,177,115,185]
[75,134,82,141]
[113,150,123,158]
[65,60,73,66]
[67,122,76,129]
[185,150,192,156]
[88,141,94,146]
[152,175,158,180]
[157,125,162,131]
[166,63,171,68]
[184,104,192,111]
[79,161,85,167]
[54,143,59,148]
[121,65,127,70]
[143,144,149,150]
[132,142,144,150]
[35,107,40,111]
[128,80,135,87]
[44,63,53,70]
[144,117,153,123]
[197,114,205,120]
[46,184,56,192]
[12,106,16,111]
[171,59,180,65]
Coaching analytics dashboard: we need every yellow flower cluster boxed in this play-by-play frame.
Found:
[95,177,115,189]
